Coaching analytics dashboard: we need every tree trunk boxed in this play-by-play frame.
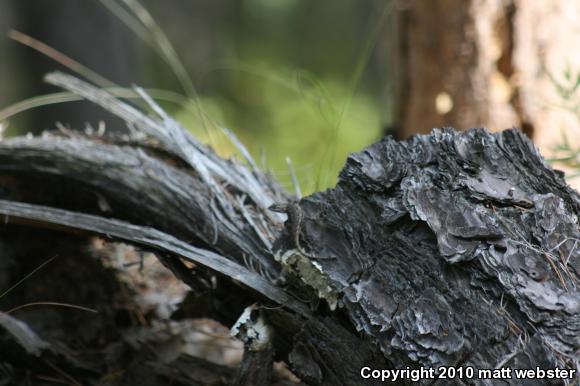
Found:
[394,0,580,155]
[0,73,577,385]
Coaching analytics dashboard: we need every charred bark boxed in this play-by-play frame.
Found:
[0,72,577,385]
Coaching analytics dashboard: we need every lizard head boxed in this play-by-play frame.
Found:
[268,203,289,213]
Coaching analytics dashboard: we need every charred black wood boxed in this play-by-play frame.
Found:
[0,72,577,385]
[232,347,275,386]
[272,129,579,384]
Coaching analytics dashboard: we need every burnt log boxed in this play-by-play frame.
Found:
[0,72,578,385]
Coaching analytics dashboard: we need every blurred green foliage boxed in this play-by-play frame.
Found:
[176,66,383,193]
[151,0,391,194]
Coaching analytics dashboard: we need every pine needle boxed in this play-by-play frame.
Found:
[0,255,58,299]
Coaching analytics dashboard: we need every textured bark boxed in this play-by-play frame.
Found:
[0,72,578,385]
[291,129,578,380]
[395,0,489,137]
[232,348,275,386]
[394,0,580,153]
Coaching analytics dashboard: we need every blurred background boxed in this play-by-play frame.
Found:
[1,0,580,192]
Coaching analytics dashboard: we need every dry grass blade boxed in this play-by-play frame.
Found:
[9,30,117,89]
[99,0,194,97]
[6,302,98,315]
[0,89,197,122]
[0,255,57,300]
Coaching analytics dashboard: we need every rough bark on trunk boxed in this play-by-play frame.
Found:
[0,72,578,385]
[395,0,490,137]
[394,0,580,154]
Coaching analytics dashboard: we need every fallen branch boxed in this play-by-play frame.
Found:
[0,72,578,385]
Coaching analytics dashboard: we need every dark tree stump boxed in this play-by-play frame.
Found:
[0,72,577,385]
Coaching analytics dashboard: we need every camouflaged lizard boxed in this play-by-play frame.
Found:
[269,201,334,259]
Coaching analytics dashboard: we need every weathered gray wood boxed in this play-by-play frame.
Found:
[0,135,282,282]
[0,199,309,317]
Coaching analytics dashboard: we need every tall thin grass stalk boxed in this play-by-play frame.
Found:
[316,2,391,190]
[99,0,219,144]
[9,30,117,89]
